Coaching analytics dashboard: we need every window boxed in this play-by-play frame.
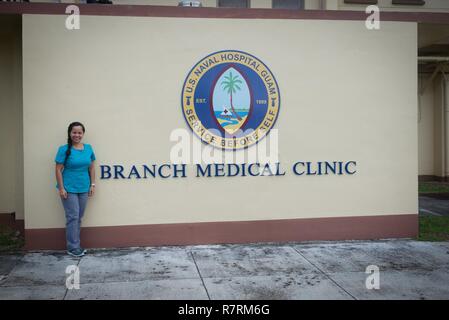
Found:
[343,0,378,4]
[272,0,304,9]
[392,0,425,5]
[218,0,250,8]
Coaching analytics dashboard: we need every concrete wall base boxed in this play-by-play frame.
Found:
[24,214,418,250]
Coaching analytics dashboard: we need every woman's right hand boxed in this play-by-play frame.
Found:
[59,188,68,199]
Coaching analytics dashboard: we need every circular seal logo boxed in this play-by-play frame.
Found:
[181,50,280,150]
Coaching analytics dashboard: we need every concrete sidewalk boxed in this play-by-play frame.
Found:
[0,240,448,300]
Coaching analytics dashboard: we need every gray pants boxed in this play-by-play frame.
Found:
[61,193,88,251]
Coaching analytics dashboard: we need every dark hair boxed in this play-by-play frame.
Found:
[64,122,86,166]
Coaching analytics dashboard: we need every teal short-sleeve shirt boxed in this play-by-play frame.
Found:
[55,144,96,193]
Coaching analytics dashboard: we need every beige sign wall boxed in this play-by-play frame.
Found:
[22,14,418,230]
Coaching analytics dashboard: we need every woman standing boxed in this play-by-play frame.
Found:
[55,122,96,257]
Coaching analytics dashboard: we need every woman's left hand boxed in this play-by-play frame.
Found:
[89,186,95,197]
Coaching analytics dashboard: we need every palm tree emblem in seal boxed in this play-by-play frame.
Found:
[213,67,251,135]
